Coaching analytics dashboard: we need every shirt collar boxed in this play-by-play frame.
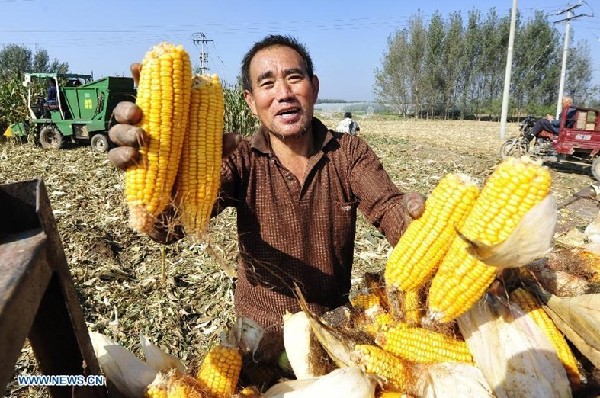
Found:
[250,117,336,156]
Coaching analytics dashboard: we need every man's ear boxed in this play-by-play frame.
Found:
[311,75,320,102]
[244,89,258,116]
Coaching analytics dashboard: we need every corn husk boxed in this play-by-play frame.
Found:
[294,286,367,369]
[283,311,332,379]
[263,367,377,398]
[413,362,493,398]
[530,284,600,368]
[140,333,186,373]
[234,316,265,356]
[457,295,571,398]
[89,331,157,398]
[461,194,557,268]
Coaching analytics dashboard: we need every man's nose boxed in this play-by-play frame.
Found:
[275,81,293,100]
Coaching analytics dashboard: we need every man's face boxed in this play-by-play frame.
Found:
[244,45,319,140]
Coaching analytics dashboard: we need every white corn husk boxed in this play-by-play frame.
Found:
[413,362,493,398]
[235,316,265,356]
[89,331,157,398]
[283,311,331,380]
[263,367,377,398]
[457,295,571,398]
[139,333,186,373]
[530,284,600,368]
[461,194,557,268]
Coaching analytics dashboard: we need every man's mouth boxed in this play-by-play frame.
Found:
[276,107,300,117]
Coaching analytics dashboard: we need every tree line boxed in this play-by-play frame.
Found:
[373,9,597,119]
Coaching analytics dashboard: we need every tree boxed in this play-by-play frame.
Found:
[0,44,32,79]
[374,28,412,115]
[566,40,593,105]
[0,44,70,132]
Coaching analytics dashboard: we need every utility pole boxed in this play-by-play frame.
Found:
[500,0,518,140]
[192,32,213,75]
[554,2,586,118]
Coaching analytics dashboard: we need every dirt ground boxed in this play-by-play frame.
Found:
[2,115,598,397]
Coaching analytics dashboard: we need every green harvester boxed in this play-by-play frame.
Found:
[5,72,136,152]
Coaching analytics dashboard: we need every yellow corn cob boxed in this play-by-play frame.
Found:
[403,288,422,326]
[145,372,168,398]
[375,323,473,364]
[354,344,413,392]
[351,293,381,311]
[125,42,192,234]
[358,309,395,337]
[427,157,551,323]
[167,373,204,397]
[384,174,479,291]
[196,343,242,398]
[177,74,224,240]
[510,288,581,388]
[363,271,390,311]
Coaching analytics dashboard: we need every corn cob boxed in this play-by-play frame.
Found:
[375,323,473,364]
[357,309,395,337]
[363,271,390,311]
[351,293,381,311]
[125,42,192,234]
[427,157,551,323]
[402,288,422,326]
[177,74,224,240]
[510,288,581,388]
[145,372,168,398]
[145,371,204,398]
[196,343,242,398]
[354,344,413,392]
[167,373,204,397]
[384,173,479,291]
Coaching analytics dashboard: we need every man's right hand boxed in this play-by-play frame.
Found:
[107,62,242,169]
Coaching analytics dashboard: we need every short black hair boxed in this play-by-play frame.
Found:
[241,34,314,92]
[344,111,352,118]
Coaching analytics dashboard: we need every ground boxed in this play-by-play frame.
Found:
[1,115,598,397]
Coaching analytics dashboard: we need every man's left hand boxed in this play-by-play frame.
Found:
[404,191,425,219]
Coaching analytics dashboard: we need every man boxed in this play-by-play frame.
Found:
[530,96,577,138]
[108,34,424,368]
[46,78,58,107]
[336,111,360,135]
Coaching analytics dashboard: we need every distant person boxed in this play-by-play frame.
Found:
[531,96,577,138]
[336,111,360,135]
[46,78,58,106]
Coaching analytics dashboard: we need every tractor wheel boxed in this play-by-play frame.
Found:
[90,133,110,153]
[592,157,600,182]
[39,125,63,149]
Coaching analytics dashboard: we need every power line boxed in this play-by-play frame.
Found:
[192,32,213,75]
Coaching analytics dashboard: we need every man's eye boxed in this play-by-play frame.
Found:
[260,81,274,88]
[288,74,303,82]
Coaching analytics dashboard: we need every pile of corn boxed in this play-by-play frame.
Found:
[124,42,224,241]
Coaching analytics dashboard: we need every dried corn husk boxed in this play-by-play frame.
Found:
[89,331,157,398]
[413,362,493,398]
[263,367,377,398]
[461,194,557,268]
[283,311,331,379]
[457,295,571,398]
[530,284,600,368]
[140,333,186,373]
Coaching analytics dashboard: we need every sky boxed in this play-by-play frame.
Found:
[1,0,598,102]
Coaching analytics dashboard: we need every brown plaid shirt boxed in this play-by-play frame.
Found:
[216,117,411,358]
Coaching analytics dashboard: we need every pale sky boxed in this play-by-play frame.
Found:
[1,0,598,101]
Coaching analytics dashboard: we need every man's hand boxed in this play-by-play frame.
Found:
[403,191,425,219]
[107,61,242,170]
